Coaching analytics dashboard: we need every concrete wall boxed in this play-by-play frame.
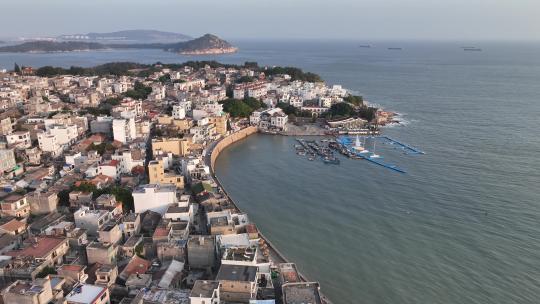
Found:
[210,126,258,169]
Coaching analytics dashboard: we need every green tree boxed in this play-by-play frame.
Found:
[221,99,254,118]
[277,102,298,115]
[236,76,256,83]
[243,97,265,110]
[344,95,364,106]
[14,63,21,73]
[125,81,152,100]
[329,103,354,117]
[37,266,57,278]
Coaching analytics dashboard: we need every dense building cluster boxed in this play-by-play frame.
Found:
[0,63,345,304]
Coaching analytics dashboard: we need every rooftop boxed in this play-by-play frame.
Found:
[216,264,257,282]
[66,284,107,304]
[122,255,151,277]
[5,237,66,259]
[0,219,26,232]
[133,183,176,193]
[279,263,301,284]
[282,282,322,304]
[6,280,45,295]
[166,205,190,213]
[223,246,257,262]
[60,264,86,273]
[190,280,220,298]
[139,288,190,304]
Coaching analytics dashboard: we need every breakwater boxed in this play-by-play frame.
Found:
[207,127,332,304]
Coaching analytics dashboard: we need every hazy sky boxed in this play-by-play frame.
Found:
[1,0,539,41]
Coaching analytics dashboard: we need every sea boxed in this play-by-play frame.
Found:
[2,40,540,304]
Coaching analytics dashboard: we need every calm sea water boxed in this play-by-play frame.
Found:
[3,41,540,304]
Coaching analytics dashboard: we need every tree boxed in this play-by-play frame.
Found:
[236,76,256,84]
[243,97,265,110]
[125,81,152,100]
[37,266,57,278]
[344,95,364,106]
[222,99,253,117]
[357,106,378,122]
[158,74,171,84]
[277,102,298,115]
[329,103,354,117]
[109,186,134,212]
[14,63,21,73]
[58,190,70,207]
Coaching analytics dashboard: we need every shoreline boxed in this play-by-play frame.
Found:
[206,127,333,304]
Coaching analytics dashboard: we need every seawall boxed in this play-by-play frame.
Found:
[207,127,332,304]
[210,126,258,169]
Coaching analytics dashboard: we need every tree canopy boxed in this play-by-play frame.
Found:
[220,97,266,118]
[124,81,152,100]
[344,95,364,106]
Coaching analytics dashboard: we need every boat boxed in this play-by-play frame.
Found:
[359,45,371,48]
[463,47,482,52]
[369,139,381,158]
[388,47,402,50]
[323,158,340,165]
[358,136,369,153]
[353,135,368,153]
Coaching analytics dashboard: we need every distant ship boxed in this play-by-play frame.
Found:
[388,47,402,50]
[463,47,482,52]
[359,45,371,48]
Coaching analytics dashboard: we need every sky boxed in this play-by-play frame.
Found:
[1,0,539,41]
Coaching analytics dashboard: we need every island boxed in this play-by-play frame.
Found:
[0,33,238,55]
[0,41,108,53]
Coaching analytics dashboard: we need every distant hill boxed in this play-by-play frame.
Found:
[166,34,238,54]
[0,41,107,53]
[59,30,192,43]
[0,34,237,55]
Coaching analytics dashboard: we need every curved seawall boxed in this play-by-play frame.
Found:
[208,127,332,304]
[210,126,259,168]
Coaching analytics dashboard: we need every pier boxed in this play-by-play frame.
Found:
[336,135,425,173]
[377,135,426,155]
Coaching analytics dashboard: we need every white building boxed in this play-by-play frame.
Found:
[65,283,110,304]
[111,149,144,174]
[74,206,111,237]
[5,131,31,149]
[113,118,136,144]
[251,108,288,131]
[132,184,177,215]
[37,131,62,157]
[65,152,86,166]
[0,148,16,173]
[270,111,288,130]
[98,160,121,180]
[172,104,186,120]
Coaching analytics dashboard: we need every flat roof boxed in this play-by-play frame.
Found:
[190,280,219,298]
[5,237,65,259]
[140,289,190,304]
[216,264,257,282]
[282,282,322,304]
[66,284,106,304]
[224,247,256,262]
